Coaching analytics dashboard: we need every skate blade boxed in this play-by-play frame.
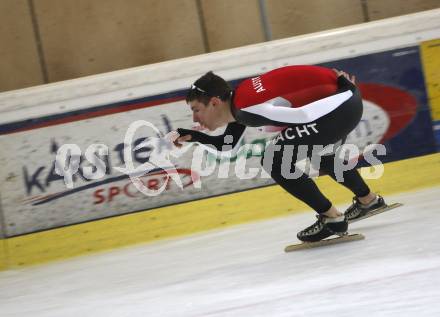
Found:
[348,202,403,223]
[284,233,365,252]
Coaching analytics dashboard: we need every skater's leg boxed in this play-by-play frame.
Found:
[317,154,386,220]
[261,143,348,242]
[261,144,333,214]
[319,154,371,197]
[261,86,364,241]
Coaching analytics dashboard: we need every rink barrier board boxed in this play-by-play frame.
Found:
[420,38,440,150]
[421,38,440,121]
[0,45,437,237]
[0,153,439,270]
[0,240,6,270]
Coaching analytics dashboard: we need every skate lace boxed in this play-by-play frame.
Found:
[345,197,361,217]
[303,215,325,235]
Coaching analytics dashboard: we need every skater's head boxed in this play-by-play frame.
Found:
[186,71,234,131]
[186,71,232,105]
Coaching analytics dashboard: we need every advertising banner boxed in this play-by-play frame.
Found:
[0,46,437,237]
[322,46,437,162]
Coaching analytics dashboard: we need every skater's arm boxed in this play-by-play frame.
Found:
[239,90,353,124]
[238,69,357,125]
[175,122,246,152]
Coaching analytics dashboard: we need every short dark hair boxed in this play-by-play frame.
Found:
[186,71,233,105]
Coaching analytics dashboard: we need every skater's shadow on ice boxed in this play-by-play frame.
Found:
[349,217,409,232]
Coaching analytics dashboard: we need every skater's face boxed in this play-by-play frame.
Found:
[188,97,223,131]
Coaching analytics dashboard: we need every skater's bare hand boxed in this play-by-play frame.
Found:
[333,69,356,84]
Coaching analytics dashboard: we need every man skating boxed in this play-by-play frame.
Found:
[174,65,386,242]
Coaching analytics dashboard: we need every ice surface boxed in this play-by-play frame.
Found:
[1,187,439,317]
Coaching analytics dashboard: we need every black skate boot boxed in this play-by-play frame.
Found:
[344,195,386,222]
[297,215,348,242]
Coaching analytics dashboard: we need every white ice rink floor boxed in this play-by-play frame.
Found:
[1,187,440,317]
